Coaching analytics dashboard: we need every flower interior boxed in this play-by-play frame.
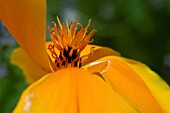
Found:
[48,17,96,71]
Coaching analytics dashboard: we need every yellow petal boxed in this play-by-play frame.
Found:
[85,56,165,113]
[0,0,51,72]
[14,68,139,113]
[123,58,170,113]
[11,48,49,83]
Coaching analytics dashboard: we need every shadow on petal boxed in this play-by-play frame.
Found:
[11,48,50,83]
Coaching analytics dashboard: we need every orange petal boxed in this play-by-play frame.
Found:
[84,56,165,113]
[14,68,139,113]
[11,48,49,83]
[0,0,51,72]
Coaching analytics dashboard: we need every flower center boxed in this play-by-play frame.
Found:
[48,16,96,71]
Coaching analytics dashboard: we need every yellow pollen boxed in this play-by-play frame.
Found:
[48,16,97,71]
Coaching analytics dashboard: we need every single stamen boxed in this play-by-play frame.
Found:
[56,16,63,30]
[48,16,96,71]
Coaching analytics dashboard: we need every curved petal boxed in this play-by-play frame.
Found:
[14,68,139,113]
[84,56,167,113]
[123,58,170,113]
[0,0,51,72]
[11,48,49,83]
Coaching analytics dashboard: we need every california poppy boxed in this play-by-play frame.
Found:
[0,0,170,113]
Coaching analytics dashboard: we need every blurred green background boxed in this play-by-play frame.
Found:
[0,0,170,112]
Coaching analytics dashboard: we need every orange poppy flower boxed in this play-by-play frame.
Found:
[0,0,170,113]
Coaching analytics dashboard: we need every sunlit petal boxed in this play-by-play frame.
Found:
[0,0,51,72]
[123,58,170,113]
[11,48,49,83]
[85,56,166,113]
[14,68,139,113]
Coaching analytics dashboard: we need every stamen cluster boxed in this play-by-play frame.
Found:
[48,16,96,71]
